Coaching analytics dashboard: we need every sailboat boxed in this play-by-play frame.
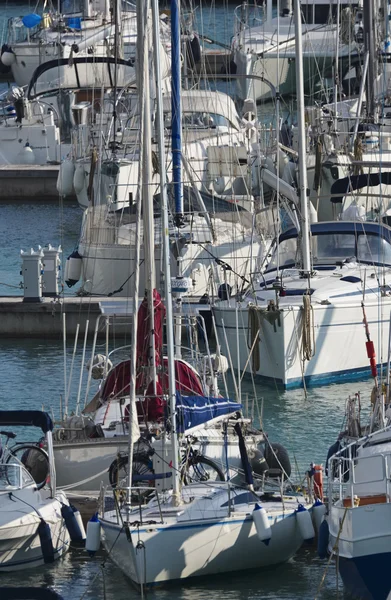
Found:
[57,34,269,301]
[279,0,391,224]
[231,0,362,103]
[1,1,171,89]
[98,0,315,588]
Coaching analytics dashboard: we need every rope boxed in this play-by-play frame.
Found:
[314,507,348,600]
[302,294,315,362]
[0,281,21,289]
[59,466,109,490]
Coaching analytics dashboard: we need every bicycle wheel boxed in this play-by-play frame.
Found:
[181,455,225,485]
[6,444,49,490]
[109,453,155,501]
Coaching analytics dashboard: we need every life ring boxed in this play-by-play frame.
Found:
[313,464,323,501]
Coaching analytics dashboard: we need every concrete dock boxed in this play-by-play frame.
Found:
[0,295,209,337]
[0,296,104,337]
[0,165,66,201]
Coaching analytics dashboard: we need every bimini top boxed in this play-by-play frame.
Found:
[280,221,391,243]
[330,172,391,204]
[0,411,53,433]
[27,57,136,99]
[161,90,241,131]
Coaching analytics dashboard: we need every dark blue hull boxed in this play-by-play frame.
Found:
[339,554,391,600]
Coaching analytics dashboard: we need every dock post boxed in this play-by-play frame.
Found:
[20,247,44,303]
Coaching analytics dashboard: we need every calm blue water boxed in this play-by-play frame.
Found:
[0,2,376,599]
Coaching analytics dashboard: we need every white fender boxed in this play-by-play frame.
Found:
[57,160,75,196]
[85,514,101,554]
[296,504,315,541]
[73,508,86,540]
[17,143,36,165]
[312,499,326,533]
[64,251,82,287]
[252,504,272,545]
[1,51,15,67]
[73,164,86,193]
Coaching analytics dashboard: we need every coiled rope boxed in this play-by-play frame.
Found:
[302,294,315,362]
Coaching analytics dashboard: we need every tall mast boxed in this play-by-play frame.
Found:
[363,0,376,119]
[112,0,119,151]
[126,0,146,501]
[152,0,181,503]
[294,0,311,276]
[140,0,158,391]
[171,0,184,227]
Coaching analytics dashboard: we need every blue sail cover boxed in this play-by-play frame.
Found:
[176,394,242,433]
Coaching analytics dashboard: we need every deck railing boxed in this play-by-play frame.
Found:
[328,426,391,508]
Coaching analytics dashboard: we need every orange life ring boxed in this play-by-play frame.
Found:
[313,464,323,501]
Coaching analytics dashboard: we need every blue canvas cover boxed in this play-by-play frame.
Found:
[0,411,53,433]
[176,394,242,433]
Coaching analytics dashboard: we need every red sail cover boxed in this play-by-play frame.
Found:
[136,290,166,392]
[100,289,205,421]
[101,358,205,402]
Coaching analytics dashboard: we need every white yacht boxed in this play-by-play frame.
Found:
[232,0,361,102]
[213,220,391,388]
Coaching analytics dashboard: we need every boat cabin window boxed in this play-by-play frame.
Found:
[265,230,391,272]
[266,237,298,271]
[357,235,391,266]
[0,463,35,489]
[61,0,84,14]
[164,112,232,130]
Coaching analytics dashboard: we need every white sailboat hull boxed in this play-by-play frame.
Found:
[101,504,303,585]
[0,490,70,571]
[213,297,391,388]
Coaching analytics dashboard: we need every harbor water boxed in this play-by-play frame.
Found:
[0,2,377,599]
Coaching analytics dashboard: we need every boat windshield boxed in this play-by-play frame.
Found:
[0,463,35,489]
[266,231,391,272]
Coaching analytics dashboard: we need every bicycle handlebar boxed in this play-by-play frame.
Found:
[0,431,16,439]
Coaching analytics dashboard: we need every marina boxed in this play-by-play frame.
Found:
[0,0,391,599]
